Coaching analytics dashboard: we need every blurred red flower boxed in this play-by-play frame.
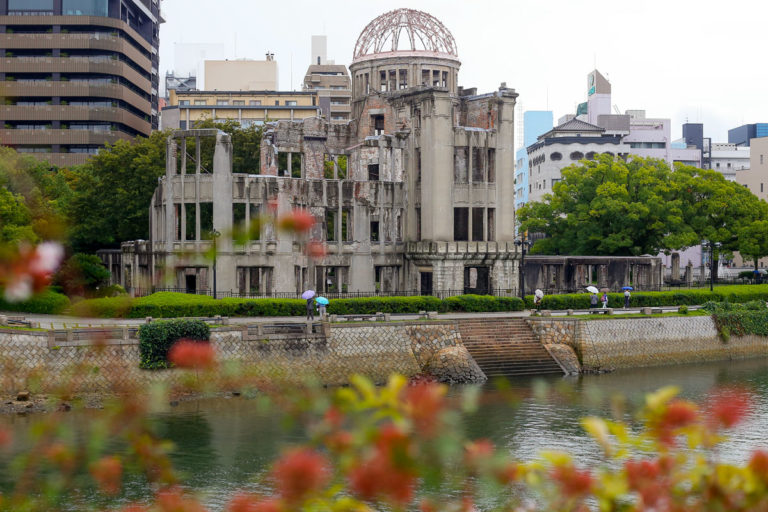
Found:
[168,340,215,370]
[750,450,768,479]
[277,209,315,233]
[464,439,494,468]
[707,387,751,429]
[660,400,698,429]
[227,493,282,512]
[90,456,123,495]
[306,241,327,259]
[551,465,594,497]
[349,423,416,505]
[156,487,208,512]
[0,428,10,448]
[402,381,446,436]
[272,447,331,504]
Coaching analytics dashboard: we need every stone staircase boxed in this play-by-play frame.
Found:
[457,318,564,377]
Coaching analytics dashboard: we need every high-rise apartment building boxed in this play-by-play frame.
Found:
[0,0,163,166]
[302,36,351,123]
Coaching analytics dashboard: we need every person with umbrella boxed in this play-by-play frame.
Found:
[623,286,633,308]
[302,290,316,320]
[586,286,599,310]
[316,296,329,319]
[533,289,544,312]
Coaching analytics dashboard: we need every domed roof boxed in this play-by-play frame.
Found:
[353,8,458,62]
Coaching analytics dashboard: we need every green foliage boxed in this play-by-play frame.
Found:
[738,218,768,270]
[0,290,70,314]
[69,294,133,318]
[71,293,525,318]
[138,318,210,369]
[193,118,262,174]
[517,155,768,256]
[54,253,110,297]
[678,305,689,314]
[67,131,168,252]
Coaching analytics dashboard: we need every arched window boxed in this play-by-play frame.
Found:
[550,152,562,161]
[585,151,597,160]
[604,151,614,157]
[570,151,584,160]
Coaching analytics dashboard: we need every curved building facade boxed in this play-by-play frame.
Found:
[0,0,162,166]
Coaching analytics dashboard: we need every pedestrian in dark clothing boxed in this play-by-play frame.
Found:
[590,293,598,309]
[306,298,314,320]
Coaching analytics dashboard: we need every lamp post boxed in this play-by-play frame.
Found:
[211,229,220,299]
[514,232,533,299]
[701,239,722,292]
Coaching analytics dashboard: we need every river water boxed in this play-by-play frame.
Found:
[3,357,768,510]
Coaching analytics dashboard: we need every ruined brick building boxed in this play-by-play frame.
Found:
[116,8,522,296]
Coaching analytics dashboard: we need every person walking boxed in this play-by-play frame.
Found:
[318,302,327,319]
[590,293,598,312]
[601,292,608,309]
[306,297,314,320]
[624,289,631,308]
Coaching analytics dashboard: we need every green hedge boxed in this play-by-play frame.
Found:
[0,290,70,314]
[526,285,768,310]
[138,318,210,370]
[71,292,525,318]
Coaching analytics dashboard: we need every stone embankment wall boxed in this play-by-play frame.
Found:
[529,316,768,371]
[0,321,485,392]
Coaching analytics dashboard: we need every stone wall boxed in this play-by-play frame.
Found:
[528,316,768,371]
[0,321,486,393]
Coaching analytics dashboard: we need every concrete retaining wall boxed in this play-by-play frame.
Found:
[529,316,768,371]
[0,321,485,392]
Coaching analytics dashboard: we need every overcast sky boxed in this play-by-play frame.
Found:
[159,0,768,145]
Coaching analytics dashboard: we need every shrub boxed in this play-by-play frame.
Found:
[54,253,110,297]
[91,284,126,298]
[678,305,689,314]
[70,295,133,318]
[0,290,70,314]
[138,318,210,370]
[441,295,525,312]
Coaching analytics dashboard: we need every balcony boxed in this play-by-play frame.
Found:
[0,105,151,135]
[0,128,127,146]
[0,33,151,71]
[0,81,150,112]
[2,57,150,92]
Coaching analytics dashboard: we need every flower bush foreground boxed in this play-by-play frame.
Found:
[0,341,765,512]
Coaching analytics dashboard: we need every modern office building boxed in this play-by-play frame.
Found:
[0,0,163,166]
[302,36,351,123]
[514,110,552,209]
[204,56,278,91]
[728,123,768,147]
[160,89,320,130]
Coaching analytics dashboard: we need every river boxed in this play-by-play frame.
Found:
[3,357,768,510]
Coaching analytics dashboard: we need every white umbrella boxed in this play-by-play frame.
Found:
[586,286,599,294]
[534,289,544,299]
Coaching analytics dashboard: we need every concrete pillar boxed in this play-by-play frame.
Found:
[164,137,176,254]
[671,252,680,281]
[495,89,519,241]
[212,132,234,295]
[420,92,454,241]
[685,262,693,285]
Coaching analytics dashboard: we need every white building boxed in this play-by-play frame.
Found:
[710,143,750,181]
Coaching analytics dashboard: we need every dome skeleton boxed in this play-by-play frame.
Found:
[353,8,458,61]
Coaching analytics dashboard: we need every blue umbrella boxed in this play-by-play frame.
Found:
[315,296,329,305]
[622,286,634,291]
[301,290,316,300]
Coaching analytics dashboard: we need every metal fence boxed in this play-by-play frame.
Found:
[126,278,757,300]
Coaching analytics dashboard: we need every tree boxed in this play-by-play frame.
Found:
[54,253,111,297]
[67,131,168,253]
[738,218,768,271]
[0,147,73,244]
[674,165,767,281]
[517,155,697,256]
[193,118,263,173]
[518,156,768,264]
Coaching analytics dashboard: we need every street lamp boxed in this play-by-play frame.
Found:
[211,229,221,299]
[701,239,722,292]
[514,231,533,299]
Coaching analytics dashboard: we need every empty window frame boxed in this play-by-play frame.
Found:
[472,207,484,241]
[454,207,469,241]
[370,219,380,242]
[454,147,468,184]
[368,163,380,181]
[487,148,496,182]
[372,115,385,135]
[472,147,484,182]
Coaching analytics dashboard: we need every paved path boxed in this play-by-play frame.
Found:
[2,306,697,329]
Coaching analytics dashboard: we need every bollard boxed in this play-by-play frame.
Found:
[566,309,574,316]
[641,307,652,315]
[0,315,7,326]
[541,310,552,317]
[607,308,614,315]
[145,317,153,324]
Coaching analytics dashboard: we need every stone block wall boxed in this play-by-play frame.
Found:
[528,317,768,372]
[0,321,486,392]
